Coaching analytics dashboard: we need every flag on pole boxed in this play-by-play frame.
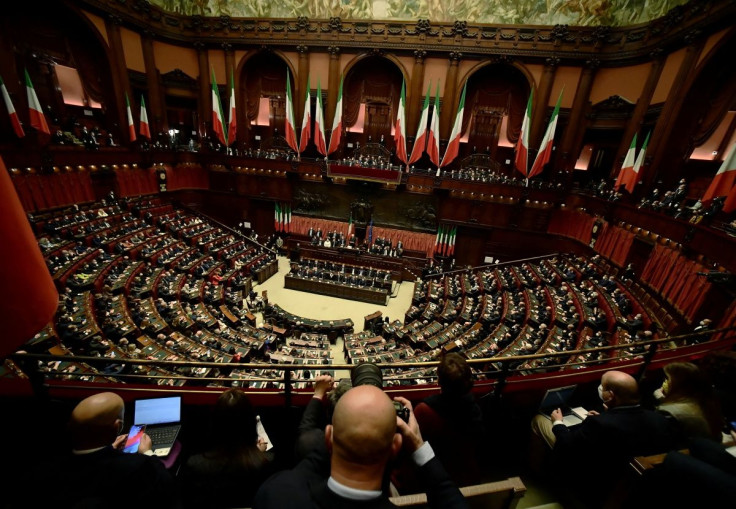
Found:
[284,204,291,233]
[427,83,441,169]
[139,95,151,139]
[395,80,408,165]
[368,217,373,244]
[528,90,563,179]
[347,213,353,238]
[124,92,136,142]
[615,133,638,192]
[439,225,448,256]
[274,203,281,231]
[285,71,299,153]
[447,227,457,256]
[515,91,533,177]
[702,141,736,204]
[314,80,327,156]
[298,76,312,154]
[409,83,431,165]
[434,225,443,255]
[440,83,467,169]
[24,70,49,135]
[227,71,237,147]
[327,75,344,155]
[211,69,227,146]
[0,75,24,138]
[625,131,649,194]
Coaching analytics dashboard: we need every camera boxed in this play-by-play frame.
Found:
[351,362,410,422]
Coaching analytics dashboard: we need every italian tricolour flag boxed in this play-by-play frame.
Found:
[615,133,638,192]
[211,68,227,146]
[409,84,431,165]
[0,75,24,138]
[284,71,299,153]
[427,83,441,169]
[314,80,327,156]
[440,83,467,170]
[515,91,533,177]
[139,95,151,139]
[125,92,136,142]
[528,90,562,179]
[327,75,344,155]
[227,71,237,147]
[25,70,49,135]
[702,141,736,205]
[394,80,408,165]
[298,76,312,154]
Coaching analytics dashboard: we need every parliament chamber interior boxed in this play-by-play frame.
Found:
[1,1,736,508]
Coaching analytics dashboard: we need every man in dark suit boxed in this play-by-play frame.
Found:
[25,392,179,509]
[532,370,677,503]
[254,385,467,509]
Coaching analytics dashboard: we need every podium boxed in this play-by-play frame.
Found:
[364,310,382,332]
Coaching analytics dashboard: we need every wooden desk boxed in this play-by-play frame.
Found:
[364,310,383,331]
[219,305,240,325]
[285,274,389,306]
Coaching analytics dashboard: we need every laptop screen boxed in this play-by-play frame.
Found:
[134,396,181,425]
[539,385,577,413]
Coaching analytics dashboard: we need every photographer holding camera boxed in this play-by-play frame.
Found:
[254,364,467,509]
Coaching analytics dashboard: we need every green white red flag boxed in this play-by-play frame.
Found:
[440,83,466,169]
[615,133,638,192]
[434,224,444,255]
[702,141,736,204]
[446,227,457,256]
[124,92,136,142]
[394,80,408,165]
[274,203,281,231]
[283,204,291,233]
[409,84,431,165]
[298,76,312,154]
[285,71,299,152]
[515,91,533,177]
[327,75,344,155]
[210,69,227,146]
[139,95,151,139]
[227,71,237,147]
[347,213,353,238]
[0,75,24,138]
[528,90,563,179]
[625,131,649,194]
[314,80,327,156]
[427,83,441,169]
[25,70,49,135]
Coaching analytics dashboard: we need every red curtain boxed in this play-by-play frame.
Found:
[547,210,595,245]
[594,224,635,266]
[164,165,209,191]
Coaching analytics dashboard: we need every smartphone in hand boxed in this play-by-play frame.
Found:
[123,424,146,453]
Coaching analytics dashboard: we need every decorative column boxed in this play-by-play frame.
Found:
[326,46,341,128]
[531,57,559,148]
[296,45,310,126]
[141,32,166,135]
[408,50,427,138]
[440,52,462,138]
[643,32,705,189]
[195,42,210,138]
[611,50,665,178]
[104,15,133,142]
[558,59,599,176]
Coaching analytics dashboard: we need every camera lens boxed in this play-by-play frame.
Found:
[351,362,383,388]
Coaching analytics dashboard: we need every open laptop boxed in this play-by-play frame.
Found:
[133,396,181,457]
[538,385,588,427]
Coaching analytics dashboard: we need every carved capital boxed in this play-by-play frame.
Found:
[296,45,309,55]
[193,41,207,51]
[370,48,384,58]
[585,58,600,70]
[107,14,123,26]
[221,42,233,53]
[448,51,462,63]
[413,49,427,63]
[328,46,341,56]
[545,56,560,67]
[649,48,664,60]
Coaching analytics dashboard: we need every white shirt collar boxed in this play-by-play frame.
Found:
[327,477,382,500]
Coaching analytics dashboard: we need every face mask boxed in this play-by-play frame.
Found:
[598,384,607,402]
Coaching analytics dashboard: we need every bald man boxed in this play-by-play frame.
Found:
[254,385,467,509]
[531,371,677,502]
[27,392,179,509]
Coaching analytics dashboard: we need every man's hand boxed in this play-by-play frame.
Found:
[257,437,268,452]
[313,374,334,400]
[137,433,153,454]
[112,434,127,450]
[394,396,424,453]
[587,410,600,416]
[551,408,564,423]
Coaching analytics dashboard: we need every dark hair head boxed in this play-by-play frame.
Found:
[663,362,713,402]
[437,353,473,396]
[212,388,258,448]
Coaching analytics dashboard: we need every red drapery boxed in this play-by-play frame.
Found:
[547,210,595,245]
[163,165,209,191]
[290,215,435,257]
[11,171,95,212]
[641,244,712,320]
[594,223,635,267]
[116,168,158,197]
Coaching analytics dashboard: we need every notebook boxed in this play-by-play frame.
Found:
[538,385,587,427]
[133,396,181,457]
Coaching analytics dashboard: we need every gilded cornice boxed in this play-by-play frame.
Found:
[72,0,734,65]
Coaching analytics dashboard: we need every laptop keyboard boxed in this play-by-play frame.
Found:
[147,426,180,447]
